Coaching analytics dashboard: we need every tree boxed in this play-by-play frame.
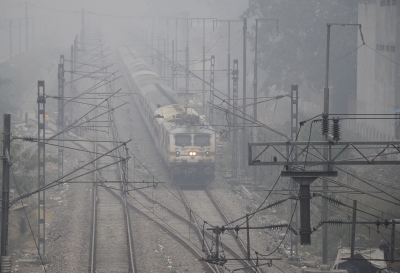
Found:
[243,0,358,113]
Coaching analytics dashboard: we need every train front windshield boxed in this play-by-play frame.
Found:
[194,134,210,146]
[175,134,191,146]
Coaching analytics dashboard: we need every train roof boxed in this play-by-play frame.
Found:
[155,104,197,121]
[154,104,212,132]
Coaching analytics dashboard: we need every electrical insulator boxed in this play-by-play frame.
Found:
[332,117,340,141]
[321,113,329,135]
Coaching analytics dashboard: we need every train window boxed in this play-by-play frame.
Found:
[175,134,191,146]
[194,134,210,146]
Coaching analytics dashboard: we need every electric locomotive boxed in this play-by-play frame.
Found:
[117,46,216,181]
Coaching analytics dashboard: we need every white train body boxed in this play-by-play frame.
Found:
[117,46,216,181]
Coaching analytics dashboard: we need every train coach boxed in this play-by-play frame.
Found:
[117,46,216,182]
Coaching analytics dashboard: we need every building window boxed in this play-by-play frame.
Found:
[380,45,385,51]
[387,0,391,5]
[393,0,397,5]
[381,0,385,6]
[390,46,395,53]
[377,44,379,50]
[386,45,390,52]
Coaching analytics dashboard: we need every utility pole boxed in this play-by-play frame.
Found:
[232,59,239,179]
[321,23,331,266]
[172,40,175,91]
[151,19,154,65]
[37,80,46,257]
[1,114,11,271]
[9,20,12,60]
[252,19,258,184]
[242,17,247,172]
[290,85,299,259]
[209,55,215,124]
[213,19,242,142]
[58,56,65,183]
[25,2,28,52]
[31,18,34,48]
[81,9,85,52]
[166,19,170,87]
[71,37,77,121]
[157,36,161,75]
[175,19,178,90]
[252,19,278,183]
[321,23,361,264]
[69,44,74,120]
[19,18,21,54]
[350,200,357,260]
[227,21,231,108]
[185,18,189,93]
[163,38,166,80]
[203,18,205,114]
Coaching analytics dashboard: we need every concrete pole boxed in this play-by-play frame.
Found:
[252,19,258,183]
[227,21,231,109]
[350,200,357,260]
[242,17,247,172]
[203,18,206,114]
[9,20,12,60]
[172,40,175,91]
[31,18,34,48]
[19,18,21,54]
[58,56,65,183]
[163,38,166,80]
[175,19,178,90]
[1,114,11,258]
[167,19,170,87]
[185,18,189,93]
[70,45,74,120]
[232,60,239,179]
[25,2,28,52]
[322,24,331,265]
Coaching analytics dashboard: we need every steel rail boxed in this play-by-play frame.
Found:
[130,185,261,272]
[177,188,222,273]
[205,188,263,273]
[178,187,261,273]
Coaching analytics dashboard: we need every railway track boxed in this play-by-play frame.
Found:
[178,187,263,273]
[88,141,135,273]
[126,184,219,272]
[126,182,263,273]
[86,41,137,273]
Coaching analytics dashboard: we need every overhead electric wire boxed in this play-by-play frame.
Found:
[10,141,129,205]
[48,88,123,140]
[210,93,289,139]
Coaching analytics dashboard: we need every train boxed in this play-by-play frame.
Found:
[116,46,216,182]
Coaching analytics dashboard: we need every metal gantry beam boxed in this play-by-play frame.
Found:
[248,140,400,166]
[37,80,46,256]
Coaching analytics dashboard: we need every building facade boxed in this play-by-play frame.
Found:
[357,0,399,138]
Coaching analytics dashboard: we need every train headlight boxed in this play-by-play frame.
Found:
[176,151,180,157]
[206,151,210,157]
[189,151,197,156]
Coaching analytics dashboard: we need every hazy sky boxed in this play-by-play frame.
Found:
[1,0,247,20]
